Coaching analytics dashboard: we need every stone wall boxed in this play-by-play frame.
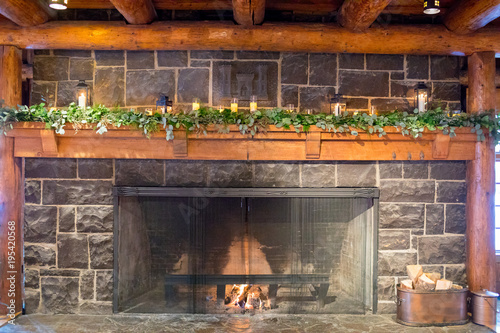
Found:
[32,50,463,112]
[24,159,467,314]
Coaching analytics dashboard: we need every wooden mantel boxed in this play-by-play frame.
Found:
[7,122,478,161]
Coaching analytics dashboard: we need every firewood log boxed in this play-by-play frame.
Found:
[435,279,453,290]
[407,265,423,285]
[424,272,441,283]
[400,279,413,290]
[415,274,436,291]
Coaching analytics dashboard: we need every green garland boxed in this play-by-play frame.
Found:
[0,102,498,142]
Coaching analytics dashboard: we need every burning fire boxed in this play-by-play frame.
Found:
[225,284,266,310]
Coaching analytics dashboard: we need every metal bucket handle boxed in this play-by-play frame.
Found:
[483,297,500,314]
[395,297,404,306]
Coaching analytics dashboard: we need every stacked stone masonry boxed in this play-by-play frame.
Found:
[32,51,463,113]
[24,159,467,315]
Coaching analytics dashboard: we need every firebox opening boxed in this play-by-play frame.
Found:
[114,188,379,315]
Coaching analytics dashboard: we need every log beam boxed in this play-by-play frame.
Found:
[466,52,497,294]
[109,0,157,25]
[232,0,266,26]
[0,45,23,318]
[338,0,393,31]
[1,20,500,56]
[444,0,500,34]
[0,0,52,27]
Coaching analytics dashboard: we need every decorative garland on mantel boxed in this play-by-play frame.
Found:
[1,103,498,142]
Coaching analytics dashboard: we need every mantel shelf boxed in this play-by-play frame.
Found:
[6,122,480,161]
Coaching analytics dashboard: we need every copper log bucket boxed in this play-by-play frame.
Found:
[396,286,469,326]
[470,290,499,331]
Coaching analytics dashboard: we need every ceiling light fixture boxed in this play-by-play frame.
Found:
[423,0,440,15]
[49,0,68,10]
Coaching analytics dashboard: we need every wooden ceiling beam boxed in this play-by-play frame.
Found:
[66,0,340,12]
[0,0,53,27]
[109,0,157,24]
[444,0,500,34]
[338,0,393,31]
[1,20,500,56]
[233,0,266,25]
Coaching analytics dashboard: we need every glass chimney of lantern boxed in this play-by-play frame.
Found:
[76,80,89,109]
[330,94,346,116]
[414,82,429,113]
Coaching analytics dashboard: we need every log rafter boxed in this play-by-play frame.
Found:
[1,20,500,56]
[444,0,500,34]
[0,0,53,27]
[109,0,157,25]
[232,0,266,26]
[338,0,393,31]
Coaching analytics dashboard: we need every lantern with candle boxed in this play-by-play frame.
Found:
[75,80,90,109]
[231,98,238,113]
[156,95,173,114]
[330,94,346,116]
[414,82,429,113]
[250,95,258,113]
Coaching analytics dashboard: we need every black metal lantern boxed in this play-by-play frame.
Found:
[75,80,90,109]
[330,94,346,116]
[414,82,429,113]
[49,0,68,10]
[423,0,440,15]
[156,95,173,114]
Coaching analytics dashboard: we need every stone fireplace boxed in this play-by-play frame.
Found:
[23,159,467,315]
[115,187,378,314]
[20,48,468,316]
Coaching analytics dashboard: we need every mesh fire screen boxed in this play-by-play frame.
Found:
[114,188,379,314]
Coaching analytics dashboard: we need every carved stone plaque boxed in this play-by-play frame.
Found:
[213,61,278,107]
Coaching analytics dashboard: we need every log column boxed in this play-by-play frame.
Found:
[0,45,23,318]
[466,51,497,293]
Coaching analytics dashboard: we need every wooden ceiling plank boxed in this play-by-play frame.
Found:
[1,20,500,56]
[338,0,393,31]
[109,0,157,24]
[233,0,266,25]
[0,0,53,27]
[444,0,500,34]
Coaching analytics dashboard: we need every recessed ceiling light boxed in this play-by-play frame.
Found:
[49,0,68,10]
[423,0,440,15]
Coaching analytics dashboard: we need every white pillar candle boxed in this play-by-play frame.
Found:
[78,93,86,109]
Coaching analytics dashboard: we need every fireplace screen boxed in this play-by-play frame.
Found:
[113,188,379,314]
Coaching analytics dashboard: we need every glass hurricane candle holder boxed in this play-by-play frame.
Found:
[218,105,225,113]
[285,104,295,113]
[192,98,200,111]
[231,98,238,113]
[250,95,258,113]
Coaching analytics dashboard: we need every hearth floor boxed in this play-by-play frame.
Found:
[0,314,493,333]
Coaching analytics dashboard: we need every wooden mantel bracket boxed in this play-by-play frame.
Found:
[432,134,451,159]
[40,129,58,156]
[173,132,188,158]
[306,132,321,159]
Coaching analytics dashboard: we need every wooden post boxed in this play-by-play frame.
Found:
[466,51,497,293]
[0,45,23,318]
